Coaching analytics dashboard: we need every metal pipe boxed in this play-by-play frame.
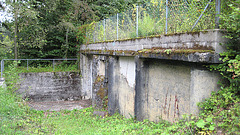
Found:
[215,0,221,29]
[117,13,119,40]
[1,60,3,78]
[90,60,93,99]
[93,23,96,43]
[86,27,88,44]
[165,0,168,34]
[103,19,106,41]
[191,0,213,31]
[136,5,139,37]
[53,59,55,71]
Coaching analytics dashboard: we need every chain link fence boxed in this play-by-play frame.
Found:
[86,0,221,43]
[0,59,78,78]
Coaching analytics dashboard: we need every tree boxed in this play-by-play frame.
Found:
[2,0,137,60]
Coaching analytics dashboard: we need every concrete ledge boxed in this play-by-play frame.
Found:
[81,29,226,54]
[81,49,221,63]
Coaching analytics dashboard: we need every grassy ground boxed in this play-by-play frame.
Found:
[2,82,238,135]
[0,84,172,134]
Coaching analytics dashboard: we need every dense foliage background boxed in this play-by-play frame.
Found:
[0,0,239,134]
[0,0,137,60]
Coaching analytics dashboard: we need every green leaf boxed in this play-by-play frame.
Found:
[209,125,215,131]
[196,119,206,128]
[206,117,212,123]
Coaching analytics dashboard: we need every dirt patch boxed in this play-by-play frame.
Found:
[27,100,91,111]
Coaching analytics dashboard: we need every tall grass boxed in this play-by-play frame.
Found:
[16,64,79,73]
[0,86,27,134]
[3,62,79,74]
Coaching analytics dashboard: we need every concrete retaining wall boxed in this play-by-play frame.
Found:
[18,72,82,101]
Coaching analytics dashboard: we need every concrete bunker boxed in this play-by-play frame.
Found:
[80,30,225,122]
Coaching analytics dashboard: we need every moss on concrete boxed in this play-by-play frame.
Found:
[81,48,214,56]
[85,30,212,45]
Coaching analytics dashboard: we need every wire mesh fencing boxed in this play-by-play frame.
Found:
[0,59,78,78]
[86,0,220,43]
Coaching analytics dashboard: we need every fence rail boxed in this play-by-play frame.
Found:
[0,58,78,78]
[86,0,221,43]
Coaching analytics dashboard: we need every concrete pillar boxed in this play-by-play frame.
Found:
[80,54,93,99]
[134,56,147,121]
[107,56,120,115]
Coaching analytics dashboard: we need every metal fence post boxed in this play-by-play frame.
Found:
[1,60,3,78]
[117,13,119,40]
[93,23,96,43]
[215,0,221,29]
[136,5,139,37]
[86,27,88,44]
[27,59,29,70]
[165,0,168,34]
[103,19,106,41]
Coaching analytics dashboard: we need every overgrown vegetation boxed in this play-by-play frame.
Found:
[1,60,79,76]
[86,0,217,43]
[0,0,239,134]
[0,0,137,60]
[196,0,240,134]
[16,64,78,73]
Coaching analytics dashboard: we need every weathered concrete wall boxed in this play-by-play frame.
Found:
[135,59,221,122]
[92,55,108,109]
[108,57,135,118]
[138,60,191,122]
[80,55,221,122]
[18,72,82,101]
[190,69,221,114]
[118,57,135,118]
[80,56,221,122]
